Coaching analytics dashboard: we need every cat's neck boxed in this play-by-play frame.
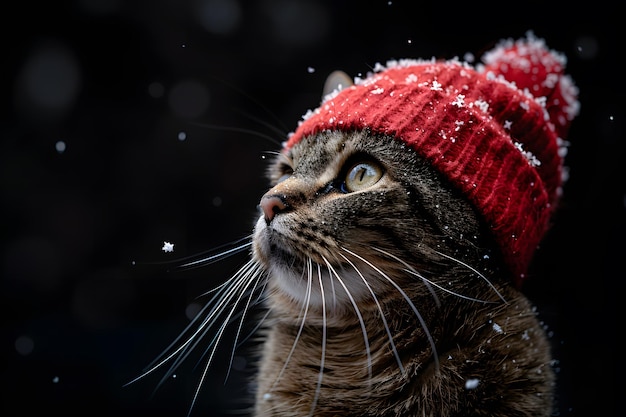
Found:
[254,283,543,416]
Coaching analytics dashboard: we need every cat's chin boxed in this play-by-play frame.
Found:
[266,262,374,315]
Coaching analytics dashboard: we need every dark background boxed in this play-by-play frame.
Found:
[2,1,623,416]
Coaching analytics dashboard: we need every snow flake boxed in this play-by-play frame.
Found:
[514,142,541,167]
[465,378,480,390]
[301,108,315,121]
[373,62,387,72]
[543,72,558,88]
[370,87,385,95]
[162,241,174,252]
[492,322,503,334]
[557,138,570,158]
[470,99,489,113]
[451,94,465,107]
[430,80,443,91]
[503,120,513,130]
[405,73,418,83]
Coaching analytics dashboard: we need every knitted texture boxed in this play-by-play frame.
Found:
[284,32,580,287]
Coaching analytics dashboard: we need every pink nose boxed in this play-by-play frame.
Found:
[260,194,287,224]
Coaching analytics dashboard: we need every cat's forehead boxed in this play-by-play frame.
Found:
[286,130,403,170]
[287,131,361,172]
[284,130,417,174]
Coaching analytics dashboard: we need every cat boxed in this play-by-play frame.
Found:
[252,129,555,417]
[130,33,579,417]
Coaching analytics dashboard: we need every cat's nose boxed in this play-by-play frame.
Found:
[260,194,288,224]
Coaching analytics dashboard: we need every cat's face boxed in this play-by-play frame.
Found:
[252,130,498,314]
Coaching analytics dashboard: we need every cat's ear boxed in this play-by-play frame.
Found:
[322,70,353,98]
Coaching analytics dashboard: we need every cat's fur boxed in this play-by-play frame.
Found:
[131,66,559,416]
[250,128,555,416]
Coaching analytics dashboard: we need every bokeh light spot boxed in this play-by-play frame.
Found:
[15,335,35,356]
[168,79,210,119]
[15,41,81,121]
[195,0,242,35]
[55,140,66,153]
[148,82,165,98]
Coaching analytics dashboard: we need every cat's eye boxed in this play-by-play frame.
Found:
[342,161,383,192]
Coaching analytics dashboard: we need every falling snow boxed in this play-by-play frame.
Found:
[465,378,480,390]
[162,241,174,252]
[55,140,66,153]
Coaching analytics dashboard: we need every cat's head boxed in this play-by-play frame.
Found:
[253,129,495,313]
[252,32,579,312]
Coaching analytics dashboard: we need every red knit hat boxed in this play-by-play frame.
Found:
[285,32,580,287]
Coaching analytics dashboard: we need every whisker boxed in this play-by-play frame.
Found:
[402,268,496,303]
[270,258,314,392]
[130,238,252,275]
[433,249,507,303]
[338,252,405,375]
[154,261,260,394]
[231,107,290,139]
[232,280,272,351]
[225,265,266,383]
[235,303,271,350]
[369,246,440,307]
[190,121,282,146]
[203,74,291,135]
[341,247,440,372]
[186,262,264,417]
[368,244,494,304]
[177,240,253,270]
[308,263,326,417]
[187,262,264,369]
[322,256,373,384]
[124,260,257,388]
[326,263,338,310]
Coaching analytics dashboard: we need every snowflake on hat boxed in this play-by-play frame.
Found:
[286,31,580,287]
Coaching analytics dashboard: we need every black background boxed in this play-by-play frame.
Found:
[2,1,623,416]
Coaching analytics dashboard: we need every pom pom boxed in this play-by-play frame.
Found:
[481,31,580,139]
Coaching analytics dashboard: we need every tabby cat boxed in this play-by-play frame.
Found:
[253,129,554,417]
[133,33,579,417]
